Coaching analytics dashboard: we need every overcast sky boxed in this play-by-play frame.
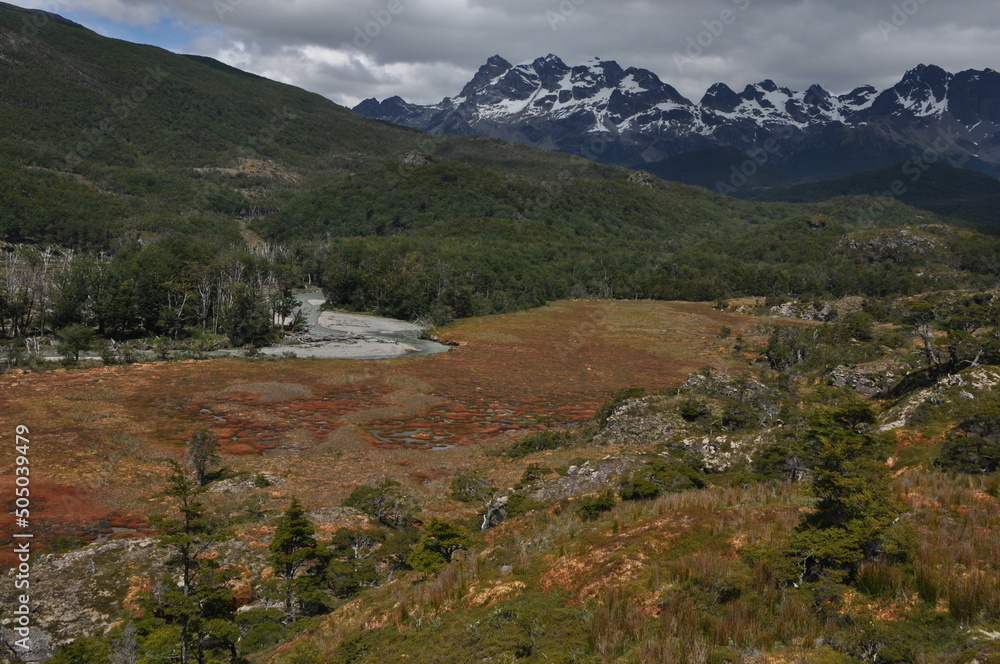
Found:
[10,0,1000,108]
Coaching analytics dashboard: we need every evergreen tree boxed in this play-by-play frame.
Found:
[223,282,272,346]
[407,519,471,572]
[56,323,97,362]
[268,497,318,617]
[148,460,234,664]
[787,405,910,585]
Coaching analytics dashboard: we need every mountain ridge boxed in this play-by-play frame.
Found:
[355,55,1000,181]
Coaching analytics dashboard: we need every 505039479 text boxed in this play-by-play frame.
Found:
[11,424,33,653]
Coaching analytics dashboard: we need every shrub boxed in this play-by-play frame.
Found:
[47,637,110,664]
[450,471,496,503]
[504,493,542,518]
[407,519,470,572]
[326,558,380,599]
[506,429,574,458]
[764,326,812,371]
[841,311,875,342]
[679,398,709,422]
[751,442,810,483]
[240,619,289,653]
[619,457,705,501]
[575,491,616,520]
[936,413,1000,474]
[57,324,97,363]
[343,480,417,528]
[517,463,552,486]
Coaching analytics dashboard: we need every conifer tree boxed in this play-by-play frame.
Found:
[268,497,318,617]
[148,460,236,663]
[787,405,910,585]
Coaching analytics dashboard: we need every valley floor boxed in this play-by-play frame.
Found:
[0,299,754,564]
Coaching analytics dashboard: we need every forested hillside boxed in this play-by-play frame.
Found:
[3,1,1000,350]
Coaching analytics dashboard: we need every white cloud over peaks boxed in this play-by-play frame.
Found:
[8,0,1000,108]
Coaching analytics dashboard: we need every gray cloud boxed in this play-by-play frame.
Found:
[9,0,1000,107]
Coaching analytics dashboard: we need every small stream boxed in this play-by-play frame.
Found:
[220,290,451,360]
[58,291,450,362]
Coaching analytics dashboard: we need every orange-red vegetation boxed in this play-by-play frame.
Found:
[0,300,755,564]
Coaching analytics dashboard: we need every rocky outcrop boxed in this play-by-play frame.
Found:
[838,228,944,264]
[879,367,1000,431]
[0,538,164,647]
[0,537,269,651]
[829,358,909,396]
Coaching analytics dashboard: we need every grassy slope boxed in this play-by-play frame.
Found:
[259,302,1000,664]
[4,296,1000,663]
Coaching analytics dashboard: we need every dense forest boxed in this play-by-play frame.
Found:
[5,154,1000,354]
[3,2,1000,359]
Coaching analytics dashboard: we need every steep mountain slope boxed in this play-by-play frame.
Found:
[0,4,615,246]
[356,56,1000,180]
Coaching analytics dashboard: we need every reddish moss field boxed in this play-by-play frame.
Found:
[0,300,759,564]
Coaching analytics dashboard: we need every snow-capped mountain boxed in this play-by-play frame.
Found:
[354,57,1000,182]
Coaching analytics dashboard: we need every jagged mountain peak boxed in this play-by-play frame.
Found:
[354,58,1000,174]
[700,83,742,112]
[757,79,779,93]
[897,63,951,94]
[458,55,514,99]
[485,54,512,67]
[903,63,949,81]
[526,53,568,69]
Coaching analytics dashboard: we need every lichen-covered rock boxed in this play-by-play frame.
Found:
[594,395,690,448]
[679,434,766,473]
[770,301,836,321]
[0,626,54,663]
[0,538,163,647]
[627,171,654,187]
[0,537,268,648]
[879,367,1000,431]
[401,152,431,165]
[527,457,637,502]
[838,227,943,264]
[828,358,909,396]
